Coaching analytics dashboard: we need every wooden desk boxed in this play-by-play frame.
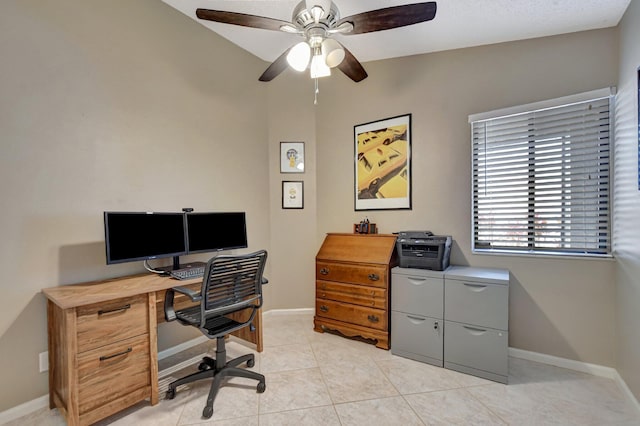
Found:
[42,273,263,426]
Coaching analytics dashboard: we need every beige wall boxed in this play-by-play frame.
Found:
[615,0,640,401]
[266,74,318,310]
[0,0,270,411]
[314,29,618,366]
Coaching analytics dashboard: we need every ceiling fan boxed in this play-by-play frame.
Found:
[195,1,437,83]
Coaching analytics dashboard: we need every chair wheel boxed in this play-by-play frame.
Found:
[202,405,213,419]
[257,382,266,393]
[166,388,176,400]
[198,362,210,371]
[247,358,255,368]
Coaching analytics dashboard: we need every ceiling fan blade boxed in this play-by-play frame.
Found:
[337,47,368,82]
[337,2,437,35]
[196,9,292,32]
[259,48,292,82]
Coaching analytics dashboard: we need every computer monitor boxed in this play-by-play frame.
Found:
[104,212,187,264]
[186,212,248,254]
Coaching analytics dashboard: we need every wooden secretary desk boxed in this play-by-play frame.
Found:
[42,272,262,426]
[314,233,398,349]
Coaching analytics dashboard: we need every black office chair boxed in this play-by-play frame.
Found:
[163,250,268,419]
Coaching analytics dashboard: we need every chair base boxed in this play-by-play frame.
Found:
[165,336,266,419]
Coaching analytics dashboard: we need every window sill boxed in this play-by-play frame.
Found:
[472,249,615,261]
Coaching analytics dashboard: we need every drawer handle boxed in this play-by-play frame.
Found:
[367,315,379,323]
[98,304,131,316]
[319,305,329,313]
[368,273,380,281]
[463,283,487,292]
[407,315,426,323]
[463,325,487,335]
[99,347,132,361]
[320,268,329,275]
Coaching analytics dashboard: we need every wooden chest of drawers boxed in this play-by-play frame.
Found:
[314,233,398,349]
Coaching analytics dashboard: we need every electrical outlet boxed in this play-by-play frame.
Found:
[39,351,48,372]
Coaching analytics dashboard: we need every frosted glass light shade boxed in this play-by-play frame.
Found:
[286,42,311,72]
[321,38,345,68]
[310,53,331,78]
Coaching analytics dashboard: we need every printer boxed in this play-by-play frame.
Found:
[396,231,452,271]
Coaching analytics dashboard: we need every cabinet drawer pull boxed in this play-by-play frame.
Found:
[319,305,329,312]
[367,315,379,323]
[99,347,132,361]
[320,268,329,275]
[463,283,487,291]
[462,325,487,335]
[368,273,380,281]
[98,304,131,316]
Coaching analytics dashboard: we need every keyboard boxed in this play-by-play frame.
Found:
[170,266,205,280]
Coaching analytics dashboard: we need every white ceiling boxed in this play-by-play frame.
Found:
[162,0,631,64]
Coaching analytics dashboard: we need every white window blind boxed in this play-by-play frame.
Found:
[470,90,613,256]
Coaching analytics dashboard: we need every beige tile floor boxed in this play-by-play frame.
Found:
[8,312,640,425]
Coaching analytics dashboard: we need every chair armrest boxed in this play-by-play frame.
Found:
[164,286,202,322]
[172,286,203,302]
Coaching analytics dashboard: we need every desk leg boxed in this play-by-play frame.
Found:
[147,292,159,405]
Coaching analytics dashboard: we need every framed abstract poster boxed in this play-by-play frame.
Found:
[280,142,305,173]
[354,114,412,210]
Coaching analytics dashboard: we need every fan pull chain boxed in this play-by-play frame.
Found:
[314,78,319,105]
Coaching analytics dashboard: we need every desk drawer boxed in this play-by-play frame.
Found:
[316,262,387,288]
[77,294,148,353]
[317,280,386,309]
[77,333,151,415]
[316,299,387,331]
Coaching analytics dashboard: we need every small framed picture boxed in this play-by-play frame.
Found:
[282,181,304,209]
[280,142,305,173]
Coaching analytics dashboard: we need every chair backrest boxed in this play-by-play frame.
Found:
[199,250,267,320]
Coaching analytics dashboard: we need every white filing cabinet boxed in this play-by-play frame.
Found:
[444,266,509,384]
[390,265,509,383]
[391,267,444,366]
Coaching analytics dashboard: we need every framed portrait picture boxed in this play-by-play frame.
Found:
[280,142,305,173]
[282,181,304,209]
[354,114,412,210]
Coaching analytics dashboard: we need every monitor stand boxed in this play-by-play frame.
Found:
[156,256,206,272]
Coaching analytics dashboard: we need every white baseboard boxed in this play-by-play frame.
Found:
[508,347,618,379]
[0,395,49,425]
[263,307,314,317]
[157,335,208,361]
[509,347,640,414]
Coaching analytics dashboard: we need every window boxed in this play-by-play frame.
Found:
[470,88,614,257]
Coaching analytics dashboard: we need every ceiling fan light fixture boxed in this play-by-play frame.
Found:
[286,41,311,72]
[321,38,345,67]
[310,48,331,78]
